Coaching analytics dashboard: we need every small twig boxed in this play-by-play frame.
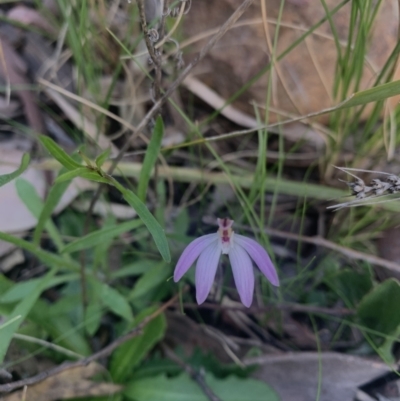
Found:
[156,1,185,49]
[12,334,83,360]
[180,302,354,316]
[137,0,162,101]
[0,293,180,394]
[162,344,222,401]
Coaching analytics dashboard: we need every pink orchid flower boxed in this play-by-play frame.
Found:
[174,218,279,307]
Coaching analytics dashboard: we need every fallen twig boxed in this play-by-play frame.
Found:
[180,302,354,316]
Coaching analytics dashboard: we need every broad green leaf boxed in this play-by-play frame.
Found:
[90,279,133,322]
[113,181,170,263]
[95,148,111,168]
[84,300,103,336]
[78,170,111,184]
[0,268,58,363]
[0,274,78,303]
[111,308,166,382]
[29,299,91,356]
[0,231,79,272]
[55,168,90,183]
[110,260,160,279]
[39,136,82,170]
[129,262,169,300]
[324,268,373,308]
[0,153,29,187]
[138,116,164,201]
[358,279,400,336]
[16,179,65,252]
[55,167,110,184]
[33,178,71,245]
[357,279,400,361]
[124,373,280,401]
[93,216,117,270]
[62,219,143,253]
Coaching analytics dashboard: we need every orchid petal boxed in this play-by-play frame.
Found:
[174,234,218,282]
[229,243,254,307]
[195,240,221,304]
[234,234,279,286]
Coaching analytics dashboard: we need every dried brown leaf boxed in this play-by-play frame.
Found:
[2,362,122,401]
[247,352,392,401]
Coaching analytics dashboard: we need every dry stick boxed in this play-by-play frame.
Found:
[180,302,354,317]
[136,0,162,101]
[85,0,255,218]
[162,344,222,401]
[0,294,179,394]
[263,227,400,275]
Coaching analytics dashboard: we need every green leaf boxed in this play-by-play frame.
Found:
[39,136,82,170]
[129,262,169,300]
[61,219,143,253]
[110,260,160,279]
[357,279,400,361]
[124,373,280,401]
[90,280,133,322]
[55,168,89,183]
[0,153,29,187]
[55,168,111,184]
[113,181,170,263]
[0,231,79,272]
[138,116,164,201]
[0,274,78,303]
[0,268,58,363]
[324,268,373,308]
[111,308,166,382]
[84,300,103,336]
[95,148,111,168]
[338,80,400,109]
[79,170,111,184]
[15,178,65,252]
[29,298,91,356]
[33,178,71,245]
[0,315,22,332]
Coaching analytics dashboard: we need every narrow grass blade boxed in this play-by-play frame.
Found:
[0,153,29,187]
[113,180,171,263]
[33,179,71,245]
[0,231,79,271]
[138,116,164,201]
[129,262,169,301]
[90,279,133,321]
[0,274,79,303]
[0,315,21,331]
[39,135,82,171]
[111,307,166,382]
[62,219,143,254]
[16,178,65,252]
[55,168,110,184]
[95,148,111,168]
[0,267,58,363]
[338,80,400,109]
